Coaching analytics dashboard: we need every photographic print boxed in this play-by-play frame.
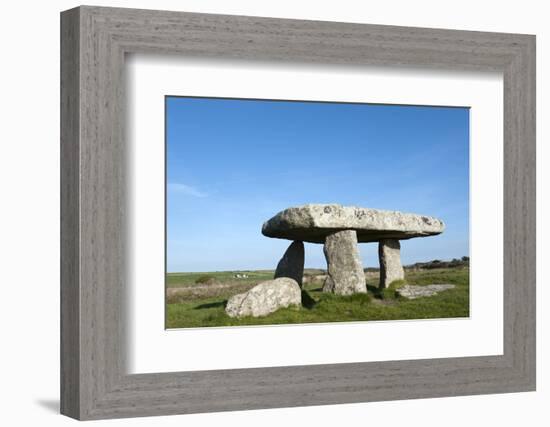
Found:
[165,96,470,329]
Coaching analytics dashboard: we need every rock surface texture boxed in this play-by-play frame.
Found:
[396,284,456,299]
[274,241,304,286]
[378,239,405,288]
[322,230,367,295]
[262,204,445,243]
[225,277,301,318]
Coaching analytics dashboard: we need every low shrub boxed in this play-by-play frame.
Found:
[195,274,216,284]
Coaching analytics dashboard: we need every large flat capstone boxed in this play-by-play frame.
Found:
[262,204,445,243]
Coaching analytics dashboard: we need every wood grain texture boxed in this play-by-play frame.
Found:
[60,5,536,420]
[60,7,80,419]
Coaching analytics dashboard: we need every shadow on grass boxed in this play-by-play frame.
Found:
[367,284,383,298]
[367,284,398,300]
[194,301,226,310]
[301,289,317,310]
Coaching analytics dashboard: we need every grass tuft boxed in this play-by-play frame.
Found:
[388,279,407,288]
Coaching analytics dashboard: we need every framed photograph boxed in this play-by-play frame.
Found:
[60,6,536,420]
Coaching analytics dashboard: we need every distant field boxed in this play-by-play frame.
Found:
[166,267,470,329]
[166,269,326,288]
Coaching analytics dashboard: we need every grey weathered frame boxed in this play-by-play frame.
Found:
[60,5,536,421]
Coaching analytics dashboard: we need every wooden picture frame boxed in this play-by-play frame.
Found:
[60,5,536,420]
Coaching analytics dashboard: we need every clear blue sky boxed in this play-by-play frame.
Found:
[166,96,469,272]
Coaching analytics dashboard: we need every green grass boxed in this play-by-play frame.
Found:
[166,267,469,329]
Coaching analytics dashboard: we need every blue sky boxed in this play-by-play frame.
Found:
[166,96,469,272]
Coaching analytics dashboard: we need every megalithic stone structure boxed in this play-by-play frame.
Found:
[262,204,445,295]
[378,239,405,288]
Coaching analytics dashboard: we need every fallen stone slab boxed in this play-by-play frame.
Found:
[396,284,456,299]
[262,204,445,243]
[225,277,301,318]
[274,241,304,286]
[322,230,367,295]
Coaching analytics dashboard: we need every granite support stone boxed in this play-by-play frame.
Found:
[378,238,405,288]
[322,230,366,295]
[274,240,305,286]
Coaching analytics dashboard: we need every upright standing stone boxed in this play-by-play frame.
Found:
[378,239,405,288]
[274,241,305,286]
[322,230,366,295]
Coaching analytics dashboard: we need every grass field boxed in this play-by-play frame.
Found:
[166,267,469,329]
